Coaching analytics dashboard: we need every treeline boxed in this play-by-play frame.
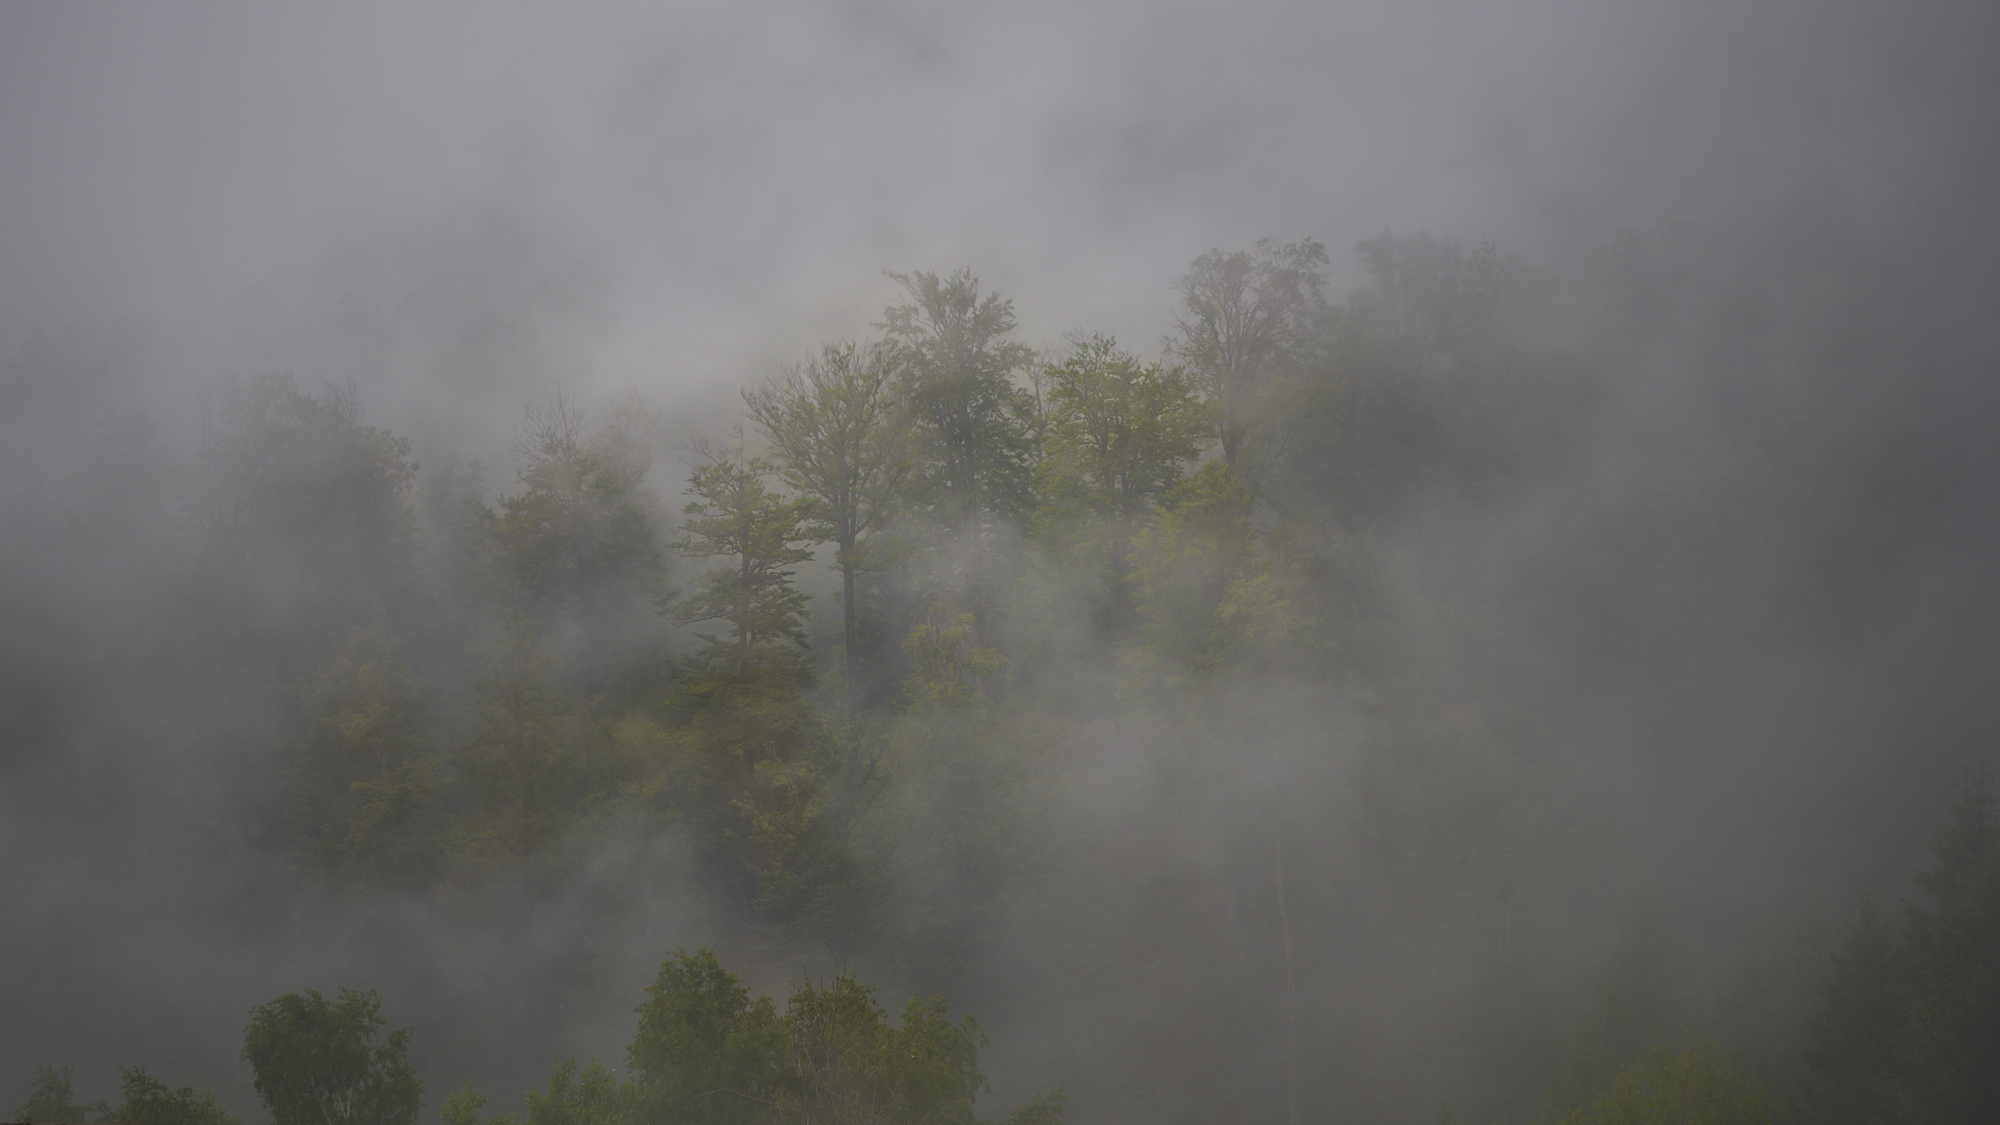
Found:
[16,949,1059,1125]
[8,227,1991,1122]
[180,237,1555,952]
[14,775,1995,1124]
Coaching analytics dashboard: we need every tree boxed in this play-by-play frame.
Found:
[1170,239,1326,477]
[187,373,420,670]
[289,628,444,880]
[13,1063,112,1123]
[1797,891,1903,1125]
[626,949,1059,1125]
[780,976,988,1125]
[667,456,816,676]
[108,1069,242,1125]
[879,269,1037,532]
[1036,335,1213,623]
[491,391,664,623]
[628,949,784,1125]
[444,1060,633,1125]
[455,616,581,858]
[240,987,421,1125]
[744,341,913,717]
[1124,462,1255,690]
[1892,769,2000,1124]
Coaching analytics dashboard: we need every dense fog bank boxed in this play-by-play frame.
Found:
[4,3,1999,1124]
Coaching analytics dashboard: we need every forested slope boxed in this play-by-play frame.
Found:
[4,230,1996,1124]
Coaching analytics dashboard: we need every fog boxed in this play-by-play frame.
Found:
[4,2,1998,1123]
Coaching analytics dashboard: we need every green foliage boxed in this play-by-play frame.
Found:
[781,977,988,1125]
[13,1064,112,1123]
[668,457,816,672]
[880,269,1037,528]
[455,617,586,858]
[1547,924,1679,1122]
[1171,238,1326,474]
[628,950,784,1125]
[744,340,913,716]
[903,607,1006,710]
[625,949,1057,1125]
[1556,1039,1767,1125]
[490,1060,633,1125]
[1124,462,1255,690]
[290,628,445,878]
[241,987,422,1125]
[491,392,663,615]
[108,1069,241,1125]
[439,1087,487,1125]
[1035,336,1212,624]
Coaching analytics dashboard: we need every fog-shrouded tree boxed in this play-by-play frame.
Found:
[664,455,819,772]
[668,456,815,674]
[744,340,913,717]
[879,269,1037,536]
[1036,335,1213,627]
[1797,890,1904,1125]
[1170,239,1326,482]
[108,1069,242,1125]
[13,1064,112,1124]
[1893,769,2000,1124]
[240,987,421,1125]
[288,627,444,880]
[628,949,784,1125]
[627,948,1054,1125]
[187,373,420,670]
[491,390,664,625]
[455,615,581,859]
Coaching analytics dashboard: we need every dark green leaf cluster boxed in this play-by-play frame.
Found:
[241,987,422,1125]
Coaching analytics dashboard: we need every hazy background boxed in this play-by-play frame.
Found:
[4,1,1998,1121]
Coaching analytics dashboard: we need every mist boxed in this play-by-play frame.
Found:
[4,2,1998,1123]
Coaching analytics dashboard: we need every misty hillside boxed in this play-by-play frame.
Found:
[3,4,1997,1125]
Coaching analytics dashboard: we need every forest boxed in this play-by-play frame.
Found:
[4,220,1995,1125]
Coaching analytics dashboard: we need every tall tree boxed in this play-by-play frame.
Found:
[241,988,422,1125]
[878,269,1037,532]
[456,617,579,858]
[491,391,663,619]
[189,374,419,667]
[664,456,818,772]
[1894,769,2000,1124]
[743,340,912,717]
[1797,890,1904,1125]
[1037,335,1213,623]
[1170,239,1326,479]
[627,949,784,1125]
[667,456,815,675]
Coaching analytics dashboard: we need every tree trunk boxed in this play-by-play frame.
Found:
[840,535,857,719]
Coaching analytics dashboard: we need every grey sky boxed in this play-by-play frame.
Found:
[10,0,1983,443]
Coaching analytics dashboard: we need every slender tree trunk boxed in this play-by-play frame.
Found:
[840,534,857,719]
